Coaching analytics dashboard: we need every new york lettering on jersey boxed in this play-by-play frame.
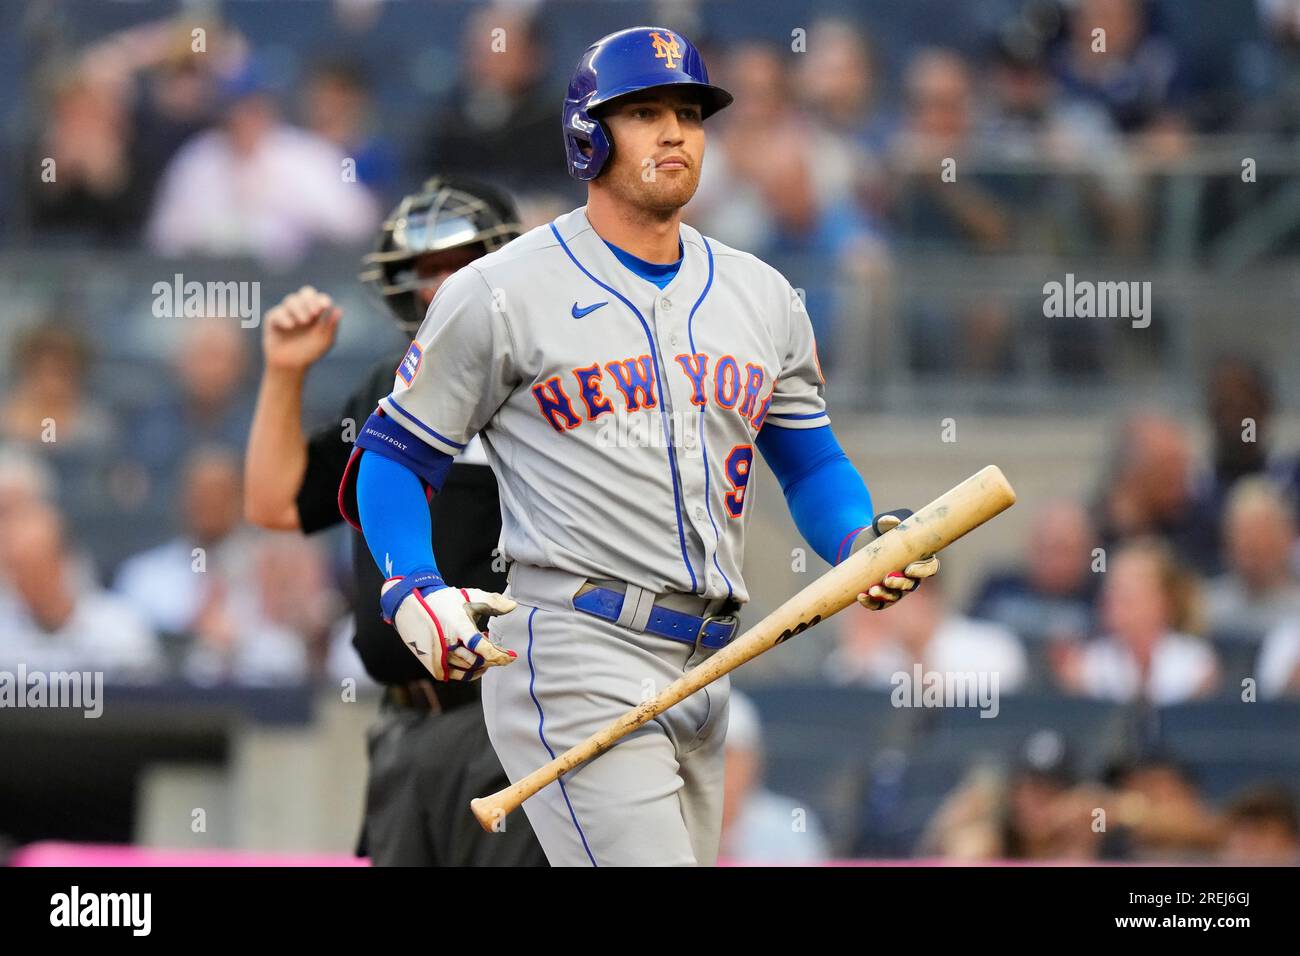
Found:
[377,207,828,604]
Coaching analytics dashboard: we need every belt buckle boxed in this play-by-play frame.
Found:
[693,613,738,656]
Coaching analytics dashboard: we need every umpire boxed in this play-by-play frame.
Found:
[245,177,547,866]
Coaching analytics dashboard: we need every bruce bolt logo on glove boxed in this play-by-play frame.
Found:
[379,569,518,682]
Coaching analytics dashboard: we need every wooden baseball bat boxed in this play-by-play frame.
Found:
[470,464,1016,832]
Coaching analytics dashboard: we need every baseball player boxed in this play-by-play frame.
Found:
[339,28,939,866]
[245,176,546,866]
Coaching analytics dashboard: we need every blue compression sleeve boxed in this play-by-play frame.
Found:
[356,451,440,580]
[755,424,874,566]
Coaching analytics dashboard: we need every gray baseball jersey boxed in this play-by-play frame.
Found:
[379,206,828,604]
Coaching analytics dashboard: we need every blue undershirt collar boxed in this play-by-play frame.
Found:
[602,237,683,289]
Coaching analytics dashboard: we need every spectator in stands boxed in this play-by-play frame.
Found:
[1056,539,1218,704]
[0,446,58,619]
[1054,0,1189,138]
[978,19,1144,255]
[690,41,877,358]
[916,764,1007,860]
[1095,412,1214,573]
[250,534,345,682]
[1100,756,1223,860]
[147,63,378,265]
[999,731,1103,860]
[0,445,55,515]
[720,691,831,863]
[0,325,126,575]
[0,324,116,452]
[26,66,143,242]
[887,47,1013,251]
[884,47,1029,375]
[301,58,398,200]
[969,498,1099,647]
[794,17,882,150]
[1205,478,1300,643]
[27,18,231,244]
[125,27,224,199]
[1190,356,1300,575]
[419,5,567,198]
[0,440,108,596]
[824,574,1028,692]
[135,318,253,495]
[0,500,161,681]
[1256,618,1300,697]
[1257,0,1300,137]
[692,41,874,260]
[114,446,248,635]
[920,731,1100,860]
[113,447,311,684]
[1218,784,1300,864]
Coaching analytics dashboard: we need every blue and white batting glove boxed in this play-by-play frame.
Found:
[854,509,940,610]
[379,569,518,682]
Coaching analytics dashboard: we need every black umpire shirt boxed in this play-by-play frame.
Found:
[295,353,506,710]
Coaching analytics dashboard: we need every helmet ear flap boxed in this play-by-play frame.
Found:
[563,104,611,181]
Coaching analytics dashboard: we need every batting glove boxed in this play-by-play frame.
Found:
[854,509,940,610]
[380,569,518,682]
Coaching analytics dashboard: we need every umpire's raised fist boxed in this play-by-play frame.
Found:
[262,285,343,371]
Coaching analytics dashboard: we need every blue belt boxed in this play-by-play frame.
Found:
[572,585,740,652]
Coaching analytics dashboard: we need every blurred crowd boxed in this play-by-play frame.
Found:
[824,354,1300,705]
[720,700,1300,864]
[0,318,353,687]
[23,0,1300,252]
[12,0,1300,383]
[11,1,1300,378]
[914,734,1300,863]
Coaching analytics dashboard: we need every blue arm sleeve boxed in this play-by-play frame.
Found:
[755,424,874,566]
[356,451,441,580]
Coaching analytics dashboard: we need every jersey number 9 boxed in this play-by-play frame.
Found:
[723,445,753,518]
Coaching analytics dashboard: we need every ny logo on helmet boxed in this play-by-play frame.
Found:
[650,31,681,69]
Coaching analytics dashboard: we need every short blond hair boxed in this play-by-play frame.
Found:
[1112,537,1203,636]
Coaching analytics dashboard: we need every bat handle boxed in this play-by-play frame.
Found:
[470,781,536,833]
[469,796,501,832]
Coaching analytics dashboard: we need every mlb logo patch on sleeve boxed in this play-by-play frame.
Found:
[397,341,423,385]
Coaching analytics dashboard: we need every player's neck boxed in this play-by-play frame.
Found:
[585,193,682,264]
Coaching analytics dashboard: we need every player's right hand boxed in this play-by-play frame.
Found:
[262,285,342,371]
[380,570,518,682]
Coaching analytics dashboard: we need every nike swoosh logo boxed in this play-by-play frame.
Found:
[571,301,608,319]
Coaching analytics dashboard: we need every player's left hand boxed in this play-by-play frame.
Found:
[380,570,518,681]
[855,509,940,610]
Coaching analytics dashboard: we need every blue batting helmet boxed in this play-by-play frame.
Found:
[562,27,732,181]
